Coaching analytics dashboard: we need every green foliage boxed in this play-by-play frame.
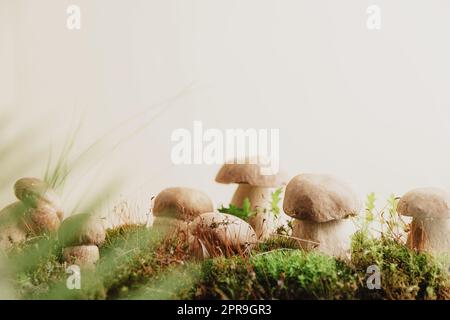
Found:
[218,187,284,221]
[351,231,449,300]
[270,187,283,218]
[365,192,376,223]
[218,198,254,222]
[194,251,358,299]
[7,220,450,300]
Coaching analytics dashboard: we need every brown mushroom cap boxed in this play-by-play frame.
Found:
[397,187,450,219]
[188,212,257,257]
[14,177,64,220]
[153,187,213,221]
[215,157,282,187]
[58,213,106,247]
[0,202,27,224]
[283,174,361,223]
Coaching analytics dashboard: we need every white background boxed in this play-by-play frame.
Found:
[1,1,450,220]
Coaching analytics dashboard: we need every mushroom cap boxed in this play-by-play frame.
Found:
[283,174,361,223]
[215,156,282,187]
[63,245,99,268]
[397,187,450,219]
[58,213,106,247]
[188,212,257,256]
[0,202,27,224]
[153,187,213,221]
[14,177,64,220]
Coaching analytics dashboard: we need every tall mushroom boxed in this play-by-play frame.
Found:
[59,213,105,268]
[152,187,214,232]
[215,158,289,239]
[397,188,450,255]
[188,211,257,258]
[283,174,360,258]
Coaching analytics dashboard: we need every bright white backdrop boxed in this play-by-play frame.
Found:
[1,0,450,220]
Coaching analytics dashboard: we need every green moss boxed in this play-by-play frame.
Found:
[6,223,449,300]
[193,250,358,299]
[351,231,449,300]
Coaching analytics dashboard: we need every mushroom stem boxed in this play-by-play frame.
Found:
[63,245,100,268]
[407,217,450,254]
[292,218,356,259]
[230,184,273,209]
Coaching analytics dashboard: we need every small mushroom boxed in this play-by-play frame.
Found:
[63,245,100,269]
[14,177,64,220]
[215,157,282,209]
[188,212,257,258]
[58,213,106,247]
[215,157,287,239]
[59,213,105,267]
[152,187,213,231]
[283,174,360,258]
[397,188,450,255]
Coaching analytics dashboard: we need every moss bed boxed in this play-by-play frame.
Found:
[4,224,448,300]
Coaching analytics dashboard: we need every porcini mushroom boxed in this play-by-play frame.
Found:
[215,157,282,209]
[59,213,106,247]
[59,213,105,267]
[152,187,214,232]
[397,187,450,255]
[283,174,360,258]
[215,157,288,239]
[188,211,257,258]
[14,177,64,221]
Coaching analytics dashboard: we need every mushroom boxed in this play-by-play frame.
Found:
[59,213,106,247]
[14,177,64,221]
[59,213,105,267]
[188,211,257,258]
[215,157,282,209]
[0,202,28,250]
[63,245,100,269]
[397,188,450,255]
[152,187,213,232]
[283,174,360,258]
[215,157,289,239]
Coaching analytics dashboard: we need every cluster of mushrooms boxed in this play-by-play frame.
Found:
[152,160,450,260]
[0,178,105,268]
[1,160,449,267]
